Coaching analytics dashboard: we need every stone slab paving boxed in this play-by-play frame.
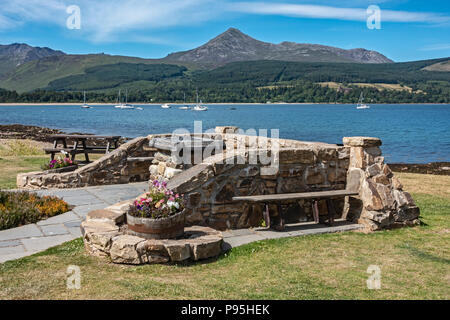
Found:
[0,181,364,263]
[222,220,365,251]
[0,181,148,263]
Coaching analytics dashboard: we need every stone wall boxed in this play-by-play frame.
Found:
[17,136,153,189]
[166,139,351,230]
[161,132,420,232]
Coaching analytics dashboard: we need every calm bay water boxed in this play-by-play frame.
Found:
[1,103,449,163]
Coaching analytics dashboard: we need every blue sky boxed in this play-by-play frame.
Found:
[0,0,449,62]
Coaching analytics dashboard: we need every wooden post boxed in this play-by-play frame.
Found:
[312,200,320,223]
[277,203,285,230]
[326,199,336,226]
[263,203,270,228]
[81,139,90,162]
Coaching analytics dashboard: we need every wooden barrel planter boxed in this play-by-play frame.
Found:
[126,210,186,239]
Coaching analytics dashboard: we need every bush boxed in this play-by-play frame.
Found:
[0,191,69,230]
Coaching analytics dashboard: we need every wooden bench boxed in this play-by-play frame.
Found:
[233,189,358,229]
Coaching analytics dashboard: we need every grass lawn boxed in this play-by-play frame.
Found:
[0,171,448,299]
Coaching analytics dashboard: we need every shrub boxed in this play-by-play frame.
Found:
[0,139,44,157]
[0,191,69,230]
[128,179,185,219]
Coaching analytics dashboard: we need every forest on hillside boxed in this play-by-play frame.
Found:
[0,59,449,103]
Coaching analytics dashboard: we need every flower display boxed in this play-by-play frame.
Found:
[0,191,69,231]
[41,152,76,170]
[128,179,185,219]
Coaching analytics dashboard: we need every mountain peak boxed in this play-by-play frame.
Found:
[0,43,65,75]
[164,27,393,67]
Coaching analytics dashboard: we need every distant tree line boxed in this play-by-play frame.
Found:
[1,80,449,104]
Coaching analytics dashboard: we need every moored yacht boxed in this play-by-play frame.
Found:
[81,91,92,108]
[192,90,208,111]
[115,89,135,109]
[356,92,370,109]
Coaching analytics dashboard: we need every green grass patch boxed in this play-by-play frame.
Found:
[0,156,48,189]
[0,191,448,300]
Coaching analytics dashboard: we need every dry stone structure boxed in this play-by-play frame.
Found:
[17,137,153,189]
[81,201,223,264]
[343,137,420,230]
[18,127,419,232]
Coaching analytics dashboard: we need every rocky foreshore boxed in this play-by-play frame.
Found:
[389,162,450,175]
[0,124,64,142]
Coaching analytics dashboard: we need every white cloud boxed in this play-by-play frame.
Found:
[228,2,449,23]
[420,43,450,51]
[0,0,448,43]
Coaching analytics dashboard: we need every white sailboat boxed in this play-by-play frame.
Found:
[81,91,91,108]
[161,103,171,109]
[356,92,370,109]
[179,93,190,110]
[115,89,134,109]
[192,90,208,111]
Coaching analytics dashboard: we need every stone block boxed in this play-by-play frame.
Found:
[393,190,416,208]
[239,166,259,177]
[164,167,182,179]
[392,176,403,190]
[367,163,382,177]
[382,164,393,177]
[394,206,420,222]
[188,235,223,261]
[349,147,365,169]
[215,126,239,134]
[162,240,191,261]
[86,209,125,224]
[375,183,395,209]
[373,174,390,185]
[343,137,382,148]
[305,168,325,185]
[365,147,382,157]
[110,235,145,264]
[361,179,384,211]
[279,148,315,164]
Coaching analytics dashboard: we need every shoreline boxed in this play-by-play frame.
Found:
[1,102,450,106]
[1,124,448,173]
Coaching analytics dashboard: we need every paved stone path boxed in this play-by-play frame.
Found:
[0,182,364,263]
[0,182,148,263]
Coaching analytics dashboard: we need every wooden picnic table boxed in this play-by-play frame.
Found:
[45,134,121,163]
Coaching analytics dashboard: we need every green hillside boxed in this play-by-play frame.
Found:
[46,63,187,91]
[0,54,176,93]
[30,57,450,93]
[193,58,450,85]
